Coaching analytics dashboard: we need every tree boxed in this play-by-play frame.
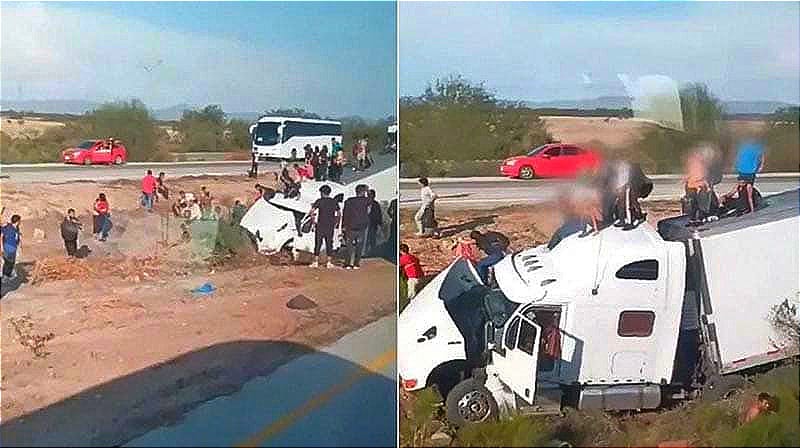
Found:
[227,118,251,151]
[420,74,497,107]
[87,100,158,161]
[679,83,723,136]
[178,104,227,152]
[400,75,551,166]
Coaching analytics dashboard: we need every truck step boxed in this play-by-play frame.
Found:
[519,386,563,415]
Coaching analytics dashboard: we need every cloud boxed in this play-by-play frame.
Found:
[1,3,394,117]
[400,2,800,102]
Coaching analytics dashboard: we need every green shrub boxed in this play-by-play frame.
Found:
[456,415,557,447]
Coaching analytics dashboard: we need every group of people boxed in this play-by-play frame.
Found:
[140,170,170,212]
[400,228,509,301]
[682,140,765,225]
[171,185,217,221]
[305,183,385,269]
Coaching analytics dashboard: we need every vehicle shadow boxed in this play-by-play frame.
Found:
[0,340,396,447]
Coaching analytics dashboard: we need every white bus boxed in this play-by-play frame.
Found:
[249,116,343,160]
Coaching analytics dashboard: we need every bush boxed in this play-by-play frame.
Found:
[456,415,557,447]
[86,100,158,161]
[400,75,551,163]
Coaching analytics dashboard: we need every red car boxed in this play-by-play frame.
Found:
[62,140,128,165]
[500,143,602,179]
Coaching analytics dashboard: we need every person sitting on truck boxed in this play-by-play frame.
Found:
[682,147,719,225]
[734,139,765,214]
[719,182,763,217]
[471,230,510,284]
[609,160,651,230]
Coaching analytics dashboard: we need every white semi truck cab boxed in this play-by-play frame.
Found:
[398,189,799,425]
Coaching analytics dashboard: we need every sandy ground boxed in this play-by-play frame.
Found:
[541,116,768,152]
[0,116,66,139]
[541,116,657,148]
[0,172,396,445]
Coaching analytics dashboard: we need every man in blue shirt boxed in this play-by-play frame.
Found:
[734,140,765,213]
[2,214,22,280]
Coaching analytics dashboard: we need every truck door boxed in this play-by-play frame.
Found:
[492,313,541,404]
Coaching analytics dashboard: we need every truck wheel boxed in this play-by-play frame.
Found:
[83,158,92,166]
[702,374,746,402]
[114,155,123,165]
[519,165,535,180]
[445,378,498,427]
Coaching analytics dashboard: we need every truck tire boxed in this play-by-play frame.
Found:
[445,378,499,427]
[519,165,535,180]
[702,374,746,402]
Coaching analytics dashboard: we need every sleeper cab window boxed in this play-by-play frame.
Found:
[616,259,659,281]
[618,311,655,337]
[505,316,521,350]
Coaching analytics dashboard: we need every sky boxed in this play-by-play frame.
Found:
[400,2,800,103]
[1,1,397,119]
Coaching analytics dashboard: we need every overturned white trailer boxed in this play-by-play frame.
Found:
[239,164,397,256]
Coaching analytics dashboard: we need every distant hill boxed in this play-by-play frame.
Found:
[0,100,100,115]
[721,101,798,115]
[522,96,798,115]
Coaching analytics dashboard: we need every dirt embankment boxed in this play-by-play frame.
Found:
[0,173,396,446]
[399,200,681,274]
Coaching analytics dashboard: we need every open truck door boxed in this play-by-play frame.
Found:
[492,312,541,405]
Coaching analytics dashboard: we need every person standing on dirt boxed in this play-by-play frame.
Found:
[1,214,22,280]
[93,193,111,242]
[199,186,214,216]
[399,243,423,300]
[364,189,383,256]
[342,184,370,269]
[308,185,340,269]
[156,172,169,202]
[319,146,330,182]
[141,170,157,212]
[60,209,82,257]
[415,177,438,236]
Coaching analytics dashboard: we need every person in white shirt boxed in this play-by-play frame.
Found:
[187,199,202,221]
[415,177,438,236]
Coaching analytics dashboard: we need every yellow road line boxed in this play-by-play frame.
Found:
[235,349,396,448]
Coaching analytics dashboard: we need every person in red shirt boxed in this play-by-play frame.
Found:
[93,193,111,241]
[400,243,424,301]
[141,170,157,212]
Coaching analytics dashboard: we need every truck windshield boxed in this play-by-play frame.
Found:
[253,122,280,146]
[439,259,518,360]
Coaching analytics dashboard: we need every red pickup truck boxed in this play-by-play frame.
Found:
[62,139,128,165]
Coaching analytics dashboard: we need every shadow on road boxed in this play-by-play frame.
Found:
[0,340,395,447]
